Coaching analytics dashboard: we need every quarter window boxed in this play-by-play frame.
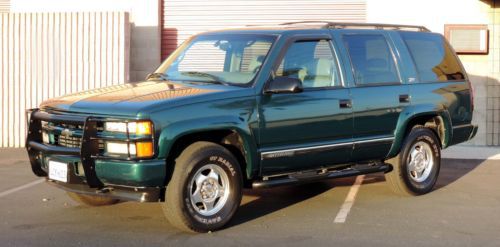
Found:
[343,34,400,85]
[401,32,465,82]
[276,40,341,88]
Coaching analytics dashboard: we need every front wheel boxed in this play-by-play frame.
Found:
[162,141,242,233]
[385,127,441,196]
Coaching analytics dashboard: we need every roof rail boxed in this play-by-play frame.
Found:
[279,21,430,32]
[280,21,333,26]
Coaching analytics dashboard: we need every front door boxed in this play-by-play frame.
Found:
[258,37,353,175]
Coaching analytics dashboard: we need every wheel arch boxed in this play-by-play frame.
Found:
[388,107,452,158]
[157,120,259,188]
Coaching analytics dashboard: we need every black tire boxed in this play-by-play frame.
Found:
[162,141,243,233]
[67,192,120,206]
[385,127,441,196]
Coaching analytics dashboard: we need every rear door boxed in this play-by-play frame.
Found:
[399,31,472,145]
[338,30,410,161]
[258,35,353,175]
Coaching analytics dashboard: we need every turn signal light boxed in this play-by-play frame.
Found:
[136,142,153,158]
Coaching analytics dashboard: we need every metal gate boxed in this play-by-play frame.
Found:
[0,12,130,147]
[161,0,366,59]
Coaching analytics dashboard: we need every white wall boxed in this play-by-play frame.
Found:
[367,0,495,146]
[366,0,490,33]
[11,0,161,81]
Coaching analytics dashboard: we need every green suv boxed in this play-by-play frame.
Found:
[26,22,477,232]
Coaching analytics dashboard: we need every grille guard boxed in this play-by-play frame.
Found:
[26,109,156,189]
[26,109,104,188]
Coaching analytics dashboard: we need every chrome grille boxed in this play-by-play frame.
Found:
[55,134,81,148]
[43,121,105,150]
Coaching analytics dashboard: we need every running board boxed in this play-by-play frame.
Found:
[252,163,392,189]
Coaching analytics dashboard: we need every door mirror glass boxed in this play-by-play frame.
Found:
[265,76,303,94]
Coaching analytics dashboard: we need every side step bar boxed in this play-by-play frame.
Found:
[252,163,392,189]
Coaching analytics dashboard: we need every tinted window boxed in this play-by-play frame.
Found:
[401,32,465,82]
[343,34,400,85]
[276,40,341,88]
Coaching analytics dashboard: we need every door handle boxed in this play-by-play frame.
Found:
[399,94,410,103]
[339,99,352,109]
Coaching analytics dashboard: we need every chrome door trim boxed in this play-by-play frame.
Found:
[260,136,394,160]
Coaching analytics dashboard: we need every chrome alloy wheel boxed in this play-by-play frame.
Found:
[407,141,434,183]
[188,164,230,216]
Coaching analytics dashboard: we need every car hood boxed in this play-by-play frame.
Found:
[39,81,250,117]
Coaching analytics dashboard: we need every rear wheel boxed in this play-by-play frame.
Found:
[162,141,242,233]
[385,127,441,196]
[67,192,120,206]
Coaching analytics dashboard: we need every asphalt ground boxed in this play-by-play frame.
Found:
[1,148,499,247]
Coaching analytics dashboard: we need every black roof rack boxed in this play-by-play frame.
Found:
[279,21,430,32]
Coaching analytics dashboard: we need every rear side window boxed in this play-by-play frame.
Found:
[401,32,465,82]
[343,34,400,85]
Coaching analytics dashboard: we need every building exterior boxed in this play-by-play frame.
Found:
[0,0,498,147]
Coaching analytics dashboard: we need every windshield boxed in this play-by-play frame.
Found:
[151,34,276,86]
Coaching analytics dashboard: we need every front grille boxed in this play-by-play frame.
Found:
[55,134,81,148]
[42,121,104,150]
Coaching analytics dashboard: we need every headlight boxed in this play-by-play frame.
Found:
[105,142,133,155]
[103,120,154,158]
[105,141,153,158]
[104,121,152,135]
[103,122,127,132]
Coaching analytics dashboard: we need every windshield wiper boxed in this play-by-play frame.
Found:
[146,72,170,81]
[180,71,229,86]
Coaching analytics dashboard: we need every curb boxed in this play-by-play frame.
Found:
[441,146,500,160]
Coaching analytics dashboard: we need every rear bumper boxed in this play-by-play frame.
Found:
[449,124,479,146]
[469,125,478,140]
[26,109,165,202]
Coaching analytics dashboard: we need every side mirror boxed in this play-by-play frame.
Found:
[265,76,303,94]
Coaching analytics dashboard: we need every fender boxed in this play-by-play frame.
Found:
[387,104,453,158]
[156,115,259,180]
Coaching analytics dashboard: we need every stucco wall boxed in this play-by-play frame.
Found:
[367,0,499,146]
[10,0,161,82]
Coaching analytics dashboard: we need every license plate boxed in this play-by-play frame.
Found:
[48,160,68,183]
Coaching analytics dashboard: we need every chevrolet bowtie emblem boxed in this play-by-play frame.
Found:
[61,128,73,137]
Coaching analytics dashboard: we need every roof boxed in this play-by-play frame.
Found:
[201,21,430,35]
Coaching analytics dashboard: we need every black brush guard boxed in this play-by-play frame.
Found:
[25,109,162,202]
[26,109,104,188]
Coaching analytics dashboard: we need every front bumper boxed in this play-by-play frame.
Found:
[26,109,165,202]
[49,178,162,203]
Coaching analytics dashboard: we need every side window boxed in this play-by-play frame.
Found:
[343,34,400,85]
[401,32,465,82]
[276,39,341,88]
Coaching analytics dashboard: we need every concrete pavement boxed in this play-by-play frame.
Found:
[0,148,499,246]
